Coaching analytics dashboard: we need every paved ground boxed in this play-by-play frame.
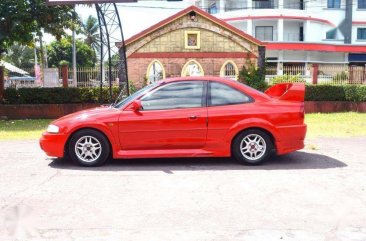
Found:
[0,137,366,241]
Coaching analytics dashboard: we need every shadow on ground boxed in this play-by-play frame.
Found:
[48,150,347,172]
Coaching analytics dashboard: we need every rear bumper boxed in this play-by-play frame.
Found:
[276,124,307,155]
[39,132,68,158]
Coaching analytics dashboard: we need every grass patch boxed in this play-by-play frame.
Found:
[305,112,366,138]
[0,119,51,141]
[0,113,365,141]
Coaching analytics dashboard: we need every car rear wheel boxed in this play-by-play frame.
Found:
[68,129,110,167]
[232,129,273,165]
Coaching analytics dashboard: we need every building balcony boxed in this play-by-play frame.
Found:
[284,32,304,42]
[224,1,248,11]
[198,0,305,13]
[252,0,278,9]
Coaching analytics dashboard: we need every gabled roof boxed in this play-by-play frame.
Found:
[124,5,263,47]
[0,60,29,75]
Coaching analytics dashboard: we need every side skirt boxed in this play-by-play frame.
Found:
[115,149,216,159]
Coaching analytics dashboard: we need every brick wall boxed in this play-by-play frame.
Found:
[136,27,246,53]
[128,57,257,88]
[125,11,261,88]
[126,14,259,57]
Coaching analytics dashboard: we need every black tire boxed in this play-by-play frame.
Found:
[68,129,110,167]
[232,129,273,165]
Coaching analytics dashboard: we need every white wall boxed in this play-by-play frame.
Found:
[230,21,247,32]
[283,50,306,61]
[308,52,347,63]
[252,20,278,41]
[352,25,366,43]
[283,21,302,41]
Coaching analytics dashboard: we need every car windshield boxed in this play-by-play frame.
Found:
[113,82,158,108]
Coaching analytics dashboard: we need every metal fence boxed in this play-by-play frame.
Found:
[4,67,121,89]
[266,65,311,84]
[3,64,366,89]
[266,65,366,85]
[318,65,366,84]
[67,67,120,88]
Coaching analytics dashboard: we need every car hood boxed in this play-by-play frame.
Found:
[52,106,120,126]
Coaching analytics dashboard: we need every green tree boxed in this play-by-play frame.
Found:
[82,16,100,55]
[3,44,35,68]
[47,37,97,67]
[238,60,268,91]
[0,0,76,58]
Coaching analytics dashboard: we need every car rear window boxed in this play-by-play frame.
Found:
[209,82,252,106]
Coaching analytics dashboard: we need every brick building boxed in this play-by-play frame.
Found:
[120,6,265,87]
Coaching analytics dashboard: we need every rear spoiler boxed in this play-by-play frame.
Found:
[265,83,305,102]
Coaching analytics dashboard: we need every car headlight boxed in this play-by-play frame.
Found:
[47,124,60,134]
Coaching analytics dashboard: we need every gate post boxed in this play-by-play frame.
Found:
[61,65,69,88]
[257,46,266,78]
[312,64,319,84]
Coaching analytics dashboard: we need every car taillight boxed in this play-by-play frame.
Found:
[300,103,305,119]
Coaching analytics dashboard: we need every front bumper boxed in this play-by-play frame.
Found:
[39,132,69,157]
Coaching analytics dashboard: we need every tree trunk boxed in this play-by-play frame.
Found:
[38,32,45,83]
[0,66,4,101]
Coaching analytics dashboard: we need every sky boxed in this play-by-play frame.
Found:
[44,0,196,43]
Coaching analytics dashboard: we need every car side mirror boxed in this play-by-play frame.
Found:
[132,100,142,112]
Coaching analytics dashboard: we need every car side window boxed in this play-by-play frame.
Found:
[209,81,252,106]
[141,81,204,110]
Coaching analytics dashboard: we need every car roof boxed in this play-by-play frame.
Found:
[157,76,270,101]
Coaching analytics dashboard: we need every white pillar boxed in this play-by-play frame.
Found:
[278,19,284,41]
[304,20,311,42]
[201,0,206,10]
[277,50,284,75]
[305,52,311,76]
[219,0,225,12]
[247,19,253,35]
[278,0,284,9]
[247,0,253,9]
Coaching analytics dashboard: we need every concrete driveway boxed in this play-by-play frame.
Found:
[0,137,366,241]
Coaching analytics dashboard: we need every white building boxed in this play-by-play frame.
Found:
[194,0,366,74]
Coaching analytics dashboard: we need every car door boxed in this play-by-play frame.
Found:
[206,81,254,146]
[118,81,208,150]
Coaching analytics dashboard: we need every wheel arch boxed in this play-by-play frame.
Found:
[226,118,280,156]
[64,127,114,158]
[230,127,276,155]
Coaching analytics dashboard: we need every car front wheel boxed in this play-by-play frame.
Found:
[232,129,273,165]
[68,129,110,167]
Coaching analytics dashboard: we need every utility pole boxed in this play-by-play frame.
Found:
[44,42,48,68]
[32,32,41,86]
[33,33,38,67]
[72,5,77,87]
[38,31,45,85]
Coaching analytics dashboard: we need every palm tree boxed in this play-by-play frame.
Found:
[82,16,100,56]
[4,44,35,69]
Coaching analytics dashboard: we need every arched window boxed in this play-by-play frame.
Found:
[146,60,165,84]
[181,60,204,77]
[220,60,239,80]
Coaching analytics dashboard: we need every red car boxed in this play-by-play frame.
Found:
[40,77,306,167]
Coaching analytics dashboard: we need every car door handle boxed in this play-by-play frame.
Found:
[189,115,198,120]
